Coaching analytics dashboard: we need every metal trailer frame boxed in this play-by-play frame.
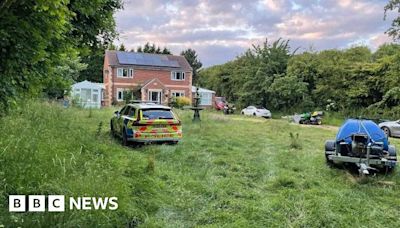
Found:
[326,143,397,175]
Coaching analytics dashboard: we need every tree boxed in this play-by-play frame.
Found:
[287,52,319,93]
[384,0,400,40]
[241,38,292,107]
[68,0,123,82]
[180,49,203,84]
[0,0,71,112]
[0,0,122,113]
[162,47,171,54]
[119,44,126,51]
[268,76,308,110]
[44,50,88,98]
[136,43,171,54]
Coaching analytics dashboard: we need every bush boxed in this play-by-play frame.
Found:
[289,132,302,149]
[174,96,191,108]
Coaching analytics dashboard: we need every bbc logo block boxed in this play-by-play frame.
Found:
[9,195,65,212]
[9,195,26,212]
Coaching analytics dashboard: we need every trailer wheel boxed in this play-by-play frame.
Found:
[325,140,336,165]
[388,145,397,159]
[325,140,335,151]
[384,145,397,174]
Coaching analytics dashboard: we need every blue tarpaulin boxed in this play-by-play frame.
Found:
[336,119,388,150]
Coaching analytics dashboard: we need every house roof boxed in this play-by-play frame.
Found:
[192,86,216,94]
[72,80,104,90]
[105,50,192,71]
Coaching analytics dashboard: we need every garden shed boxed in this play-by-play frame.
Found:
[71,80,104,108]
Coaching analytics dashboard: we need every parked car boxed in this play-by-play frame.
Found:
[215,97,226,110]
[110,102,182,145]
[241,106,271,118]
[325,119,396,175]
[379,120,400,137]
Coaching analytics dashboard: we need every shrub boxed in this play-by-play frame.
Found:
[174,96,191,108]
[289,132,302,149]
[123,90,137,104]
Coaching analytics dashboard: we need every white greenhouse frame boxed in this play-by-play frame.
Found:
[71,80,105,108]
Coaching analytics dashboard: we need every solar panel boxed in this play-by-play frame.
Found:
[116,52,180,68]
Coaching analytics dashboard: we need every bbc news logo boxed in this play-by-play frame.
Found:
[9,195,118,212]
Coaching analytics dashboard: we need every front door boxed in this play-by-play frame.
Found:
[148,90,161,103]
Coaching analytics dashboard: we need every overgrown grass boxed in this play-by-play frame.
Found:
[1,101,400,227]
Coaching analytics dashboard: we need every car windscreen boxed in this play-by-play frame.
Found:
[256,106,265,109]
[142,109,174,120]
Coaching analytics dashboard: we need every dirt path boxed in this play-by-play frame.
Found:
[291,123,339,131]
[223,114,340,129]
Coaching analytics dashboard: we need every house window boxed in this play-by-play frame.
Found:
[171,91,185,97]
[171,71,185,81]
[116,88,134,101]
[117,68,134,78]
[148,90,162,103]
[117,88,124,101]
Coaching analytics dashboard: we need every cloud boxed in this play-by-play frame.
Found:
[115,0,396,67]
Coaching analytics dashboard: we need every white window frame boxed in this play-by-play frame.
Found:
[148,89,162,103]
[116,88,124,101]
[117,68,134,78]
[171,90,185,98]
[171,71,185,81]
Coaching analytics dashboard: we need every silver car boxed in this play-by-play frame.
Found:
[379,120,400,137]
[241,106,272,118]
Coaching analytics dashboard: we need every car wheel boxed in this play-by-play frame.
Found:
[122,128,129,146]
[241,111,244,115]
[253,113,256,116]
[382,127,391,137]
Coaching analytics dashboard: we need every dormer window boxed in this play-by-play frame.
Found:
[171,71,185,81]
[117,68,134,78]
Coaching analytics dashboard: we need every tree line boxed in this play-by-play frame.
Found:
[198,0,400,116]
[0,0,123,113]
[0,0,203,114]
[0,0,397,115]
[198,39,400,116]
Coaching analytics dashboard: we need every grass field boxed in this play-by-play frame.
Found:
[1,101,400,227]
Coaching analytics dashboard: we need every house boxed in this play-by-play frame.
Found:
[103,51,192,106]
[192,86,216,108]
[71,80,104,108]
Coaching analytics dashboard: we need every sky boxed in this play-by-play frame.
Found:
[115,0,397,67]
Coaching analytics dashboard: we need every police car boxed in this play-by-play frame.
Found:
[110,102,182,145]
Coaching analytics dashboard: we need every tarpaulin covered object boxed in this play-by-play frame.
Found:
[336,119,388,150]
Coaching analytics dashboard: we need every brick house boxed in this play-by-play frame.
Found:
[103,50,192,106]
